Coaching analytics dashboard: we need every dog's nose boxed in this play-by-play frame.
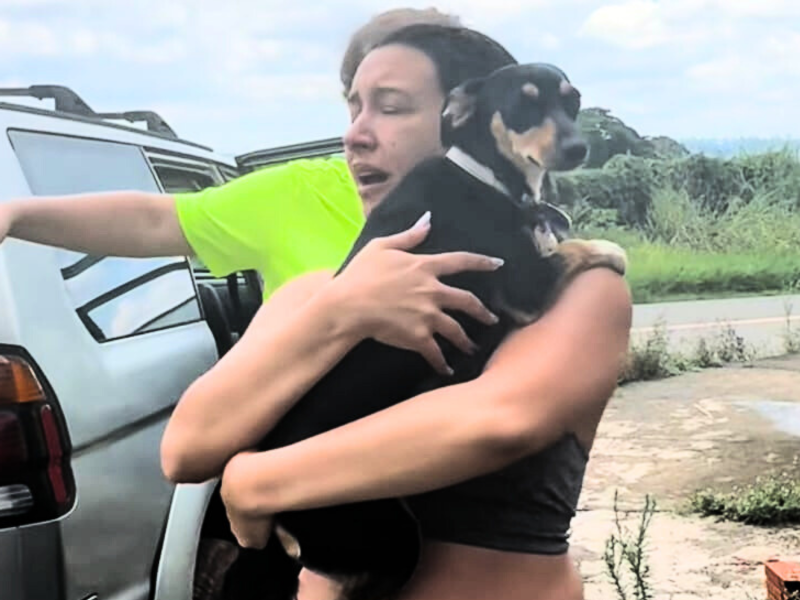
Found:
[562,139,588,166]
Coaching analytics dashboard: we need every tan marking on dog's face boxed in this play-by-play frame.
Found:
[522,83,539,98]
[559,80,575,96]
[490,111,549,199]
[510,117,557,168]
[492,110,558,168]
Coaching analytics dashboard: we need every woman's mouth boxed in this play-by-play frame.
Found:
[353,167,392,198]
[356,169,390,187]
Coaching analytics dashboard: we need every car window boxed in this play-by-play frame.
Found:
[9,129,203,342]
[145,152,232,276]
[148,154,222,194]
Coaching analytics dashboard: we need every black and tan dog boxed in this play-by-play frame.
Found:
[252,63,626,600]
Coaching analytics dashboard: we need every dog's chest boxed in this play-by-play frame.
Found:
[413,163,534,257]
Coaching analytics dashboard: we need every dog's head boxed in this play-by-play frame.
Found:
[442,63,587,199]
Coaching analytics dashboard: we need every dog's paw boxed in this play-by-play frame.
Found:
[558,238,627,276]
[585,239,628,275]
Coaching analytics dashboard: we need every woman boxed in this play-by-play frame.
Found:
[162,25,631,600]
[0,7,463,308]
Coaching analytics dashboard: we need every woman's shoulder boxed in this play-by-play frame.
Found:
[544,267,632,350]
[562,268,632,322]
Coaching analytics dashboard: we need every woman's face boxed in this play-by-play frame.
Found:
[344,44,446,215]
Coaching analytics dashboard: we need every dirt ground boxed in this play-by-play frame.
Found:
[571,355,800,600]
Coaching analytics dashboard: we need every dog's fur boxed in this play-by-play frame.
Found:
[248,63,627,600]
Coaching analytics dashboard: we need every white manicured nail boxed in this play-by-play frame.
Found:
[413,211,431,229]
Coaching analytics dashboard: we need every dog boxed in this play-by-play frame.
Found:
[248,62,627,600]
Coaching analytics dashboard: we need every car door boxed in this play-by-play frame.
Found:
[6,127,219,600]
[151,137,350,600]
[234,137,344,174]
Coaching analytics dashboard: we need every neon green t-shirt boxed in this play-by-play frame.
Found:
[175,156,365,300]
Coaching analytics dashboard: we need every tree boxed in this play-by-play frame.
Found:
[577,108,689,168]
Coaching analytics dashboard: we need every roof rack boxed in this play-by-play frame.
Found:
[0,85,95,117]
[95,111,177,138]
[0,85,178,139]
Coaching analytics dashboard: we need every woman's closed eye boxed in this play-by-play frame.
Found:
[380,104,406,115]
[373,88,414,116]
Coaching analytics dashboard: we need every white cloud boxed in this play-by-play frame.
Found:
[539,33,561,50]
[719,0,800,18]
[107,36,190,65]
[762,30,800,60]
[231,73,341,103]
[0,19,62,56]
[2,0,798,143]
[579,1,669,49]
[0,19,190,63]
[0,0,93,5]
[348,0,584,27]
[579,0,796,50]
[686,29,800,93]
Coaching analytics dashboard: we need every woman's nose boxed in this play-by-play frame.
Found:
[343,111,376,152]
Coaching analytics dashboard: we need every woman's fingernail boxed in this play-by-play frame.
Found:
[413,211,431,229]
[491,257,505,268]
[446,365,455,376]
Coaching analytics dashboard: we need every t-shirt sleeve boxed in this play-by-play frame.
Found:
[174,164,301,278]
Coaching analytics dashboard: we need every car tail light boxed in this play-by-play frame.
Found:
[0,351,75,527]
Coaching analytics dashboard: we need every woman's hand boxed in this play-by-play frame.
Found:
[220,452,274,549]
[327,211,504,375]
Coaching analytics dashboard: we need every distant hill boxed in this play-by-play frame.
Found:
[679,137,800,158]
[575,108,799,165]
[577,107,689,168]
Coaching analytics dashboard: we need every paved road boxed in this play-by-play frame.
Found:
[631,293,800,355]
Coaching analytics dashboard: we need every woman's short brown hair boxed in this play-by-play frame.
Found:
[339,7,462,95]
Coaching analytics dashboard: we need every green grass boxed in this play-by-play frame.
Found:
[625,245,800,304]
[689,473,800,526]
[618,319,755,385]
[577,185,800,304]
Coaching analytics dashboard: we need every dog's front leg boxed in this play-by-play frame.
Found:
[494,238,627,328]
[556,238,627,281]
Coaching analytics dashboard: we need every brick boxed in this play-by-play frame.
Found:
[765,560,800,600]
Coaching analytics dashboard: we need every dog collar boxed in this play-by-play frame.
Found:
[445,146,511,197]
[444,146,573,232]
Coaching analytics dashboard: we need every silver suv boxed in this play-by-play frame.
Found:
[0,85,343,600]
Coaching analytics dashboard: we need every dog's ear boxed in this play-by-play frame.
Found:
[442,77,485,128]
[539,202,572,240]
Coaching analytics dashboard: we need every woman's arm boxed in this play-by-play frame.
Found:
[0,192,192,257]
[221,268,632,520]
[161,217,503,483]
[160,270,352,483]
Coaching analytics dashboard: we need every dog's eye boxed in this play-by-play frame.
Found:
[563,92,581,119]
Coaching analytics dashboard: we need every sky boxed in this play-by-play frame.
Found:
[1,0,798,158]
